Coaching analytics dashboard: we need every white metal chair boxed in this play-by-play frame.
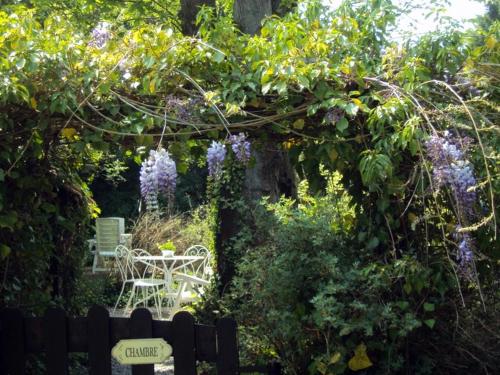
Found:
[181,245,213,280]
[89,217,131,273]
[121,248,172,319]
[113,245,135,315]
[170,245,212,315]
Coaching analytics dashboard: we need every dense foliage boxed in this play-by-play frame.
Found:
[0,0,498,373]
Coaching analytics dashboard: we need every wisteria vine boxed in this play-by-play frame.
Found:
[425,131,477,275]
[206,133,251,179]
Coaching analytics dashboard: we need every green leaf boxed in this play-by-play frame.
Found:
[262,82,272,95]
[366,237,379,250]
[423,303,435,312]
[345,103,359,117]
[424,319,436,329]
[336,117,348,132]
[0,169,4,182]
[0,244,11,259]
[293,119,305,130]
[0,211,18,229]
[213,51,225,63]
[16,58,26,69]
[297,75,310,89]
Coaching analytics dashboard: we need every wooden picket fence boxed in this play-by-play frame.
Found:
[0,306,282,375]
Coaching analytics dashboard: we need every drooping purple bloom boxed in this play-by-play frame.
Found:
[155,149,177,196]
[425,132,477,216]
[228,133,251,163]
[140,151,159,211]
[139,148,177,211]
[207,141,226,177]
[454,227,474,275]
[89,22,111,49]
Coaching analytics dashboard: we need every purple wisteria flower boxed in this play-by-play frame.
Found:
[140,151,159,211]
[207,141,226,178]
[139,148,177,211]
[89,22,111,49]
[155,149,177,196]
[454,227,474,276]
[425,132,476,216]
[425,132,478,273]
[229,133,251,163]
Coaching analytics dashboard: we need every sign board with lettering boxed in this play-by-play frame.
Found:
[111,338,172,365]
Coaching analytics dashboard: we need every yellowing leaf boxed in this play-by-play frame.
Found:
[352,98,362,107]
[485,36,496,49]
[30,97,37,109]
[149,79,156,94]
[340,65,351,75]
[348,343,373,371]
[61,128,77,139]
[293,119,305,129]
[407,212,418,224]
[329,352,342,364]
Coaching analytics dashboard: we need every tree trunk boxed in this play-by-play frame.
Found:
[233,0,273,35]
[244,140,296,202]
[179,0,215,35]
[214,0,297,295]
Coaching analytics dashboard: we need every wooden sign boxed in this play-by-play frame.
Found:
[111,338,172,365]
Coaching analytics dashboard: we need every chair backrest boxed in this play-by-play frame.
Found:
[115,245,133,282]
[183,245,212,280]
[96,217,125,252]
[129,248,162,280]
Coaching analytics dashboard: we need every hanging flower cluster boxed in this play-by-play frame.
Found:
[140,149,177,211]
[207,141,227,178]
[89,22,111,49]
[425,132,477,273]
[425,132,476,216]
[454,227,474,276]
[229,133,252,163]
[206,133,251,179]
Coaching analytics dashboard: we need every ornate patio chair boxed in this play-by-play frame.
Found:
[121,248,173,319]
[181,245,213,280]
[170,245,213,316]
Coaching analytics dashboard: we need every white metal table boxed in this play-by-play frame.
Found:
[133,254,204,318]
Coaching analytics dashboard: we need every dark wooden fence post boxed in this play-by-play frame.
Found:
[0,308,25,375]
[216,317,239,375]
[268,360,282,375]
[44,307,68,375]
[130,308,154,375]
[88,305,112,375]
[173,311,196,375]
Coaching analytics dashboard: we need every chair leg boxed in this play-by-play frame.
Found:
[92,253,99,273]
[124,285,136,316]
[113,282,127,315]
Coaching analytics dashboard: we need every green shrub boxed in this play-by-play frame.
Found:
[228,179,422,374]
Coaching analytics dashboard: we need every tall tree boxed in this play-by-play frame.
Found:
[214,0,298,293]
